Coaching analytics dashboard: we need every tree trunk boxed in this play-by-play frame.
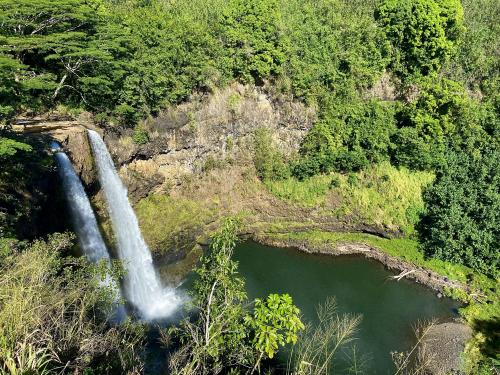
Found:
[53,73,68,99]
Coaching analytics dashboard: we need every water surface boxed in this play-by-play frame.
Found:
[233,241,460,374]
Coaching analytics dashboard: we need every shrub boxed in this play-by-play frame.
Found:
[253,128,290,181]
[132,126,149,145]
[376,0,464,79]
[221,0,288,83]
[294,100,396,178]
[283,0,388,104]
[167,218,304,373]
[419,147,500,276]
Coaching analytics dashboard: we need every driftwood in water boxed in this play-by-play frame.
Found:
[392,269,416,281]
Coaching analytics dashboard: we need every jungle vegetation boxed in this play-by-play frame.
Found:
[0,0,499,373]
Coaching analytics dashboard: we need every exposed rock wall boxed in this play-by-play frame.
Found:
[105,84,316,202]
[13,121,99,190]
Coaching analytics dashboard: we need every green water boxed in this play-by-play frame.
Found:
[233,241,460,374]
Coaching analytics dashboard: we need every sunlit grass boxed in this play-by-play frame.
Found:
[264,162,434,235]
[264,174,332,207]
[135,194,214,255]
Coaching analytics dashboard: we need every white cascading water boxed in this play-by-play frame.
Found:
[52,141,126,323]
[87,130,182,320]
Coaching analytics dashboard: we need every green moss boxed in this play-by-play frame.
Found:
[135,194,215,256]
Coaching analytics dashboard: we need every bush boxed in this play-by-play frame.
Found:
[376,0,464,79]
[221,0,287,83]
[253,128,290,181]
[167,218,304,374]
[132,126,149,145]
[283,0,388,105]
[419,147,500,276]
[293,100,396,178]
[446,0,500,93]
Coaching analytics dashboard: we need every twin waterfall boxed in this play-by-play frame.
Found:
[53,131,182,321]
[52,142,126,322]
[87,130,182,320]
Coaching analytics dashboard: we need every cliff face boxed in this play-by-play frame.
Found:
[51,125,98,190]
[104,84,315,202]
[11,85,315,276]
[13,121,98,191]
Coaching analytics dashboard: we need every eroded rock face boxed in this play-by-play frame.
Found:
[105,84,316,201]
[422,322,472,375]
[48,125,98,190]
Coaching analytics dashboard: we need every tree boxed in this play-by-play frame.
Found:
[0,137,32,158]
[0,0,103,108]
[419,147,499,276]
[391,77,494,170]
[376,0,464,79]
[284,0,388,105]
[221,0,288,83]
[167,218,305,374]
[168,218,253,374]
[0,55,24,120]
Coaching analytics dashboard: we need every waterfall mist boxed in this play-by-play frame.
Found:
[87,130,183,320]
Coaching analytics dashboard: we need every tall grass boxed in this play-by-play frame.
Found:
[264,162,434,235]
[287,297,362,375]
[0,233,144,374]
[265,175,333,207]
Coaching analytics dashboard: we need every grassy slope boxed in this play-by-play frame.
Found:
[135,194,215,256]
[263,163,499,370]
[265,162,434,235]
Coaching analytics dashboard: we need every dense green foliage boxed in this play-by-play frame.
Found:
[168,218,304,374]
[1,0,499,371]
[376,0,463,79]
[294,100,396,178]
[221,0,287,84]
[420,148,499,276]
[0,233,144,374]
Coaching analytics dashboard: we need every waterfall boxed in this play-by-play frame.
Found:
[52,142,126,323]
[87,130,182,320]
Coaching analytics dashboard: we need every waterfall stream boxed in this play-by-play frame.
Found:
[52,142,126,323]
[87,130,182,320]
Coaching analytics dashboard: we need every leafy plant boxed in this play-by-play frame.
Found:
[376,0,464,79]
[419,147,499,276]
[167,218,304,374]
[246,293,304,372]
[254,128,290,181]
